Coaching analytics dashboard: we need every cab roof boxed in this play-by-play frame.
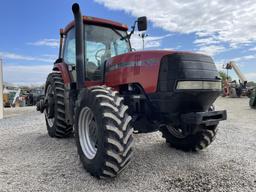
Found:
[62,16,128,35]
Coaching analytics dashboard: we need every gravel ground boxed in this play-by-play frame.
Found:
[0,97,255,192]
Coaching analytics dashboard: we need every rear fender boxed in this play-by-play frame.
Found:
[53,63,71,85]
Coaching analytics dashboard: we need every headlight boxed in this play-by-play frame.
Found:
[176,81,221,90]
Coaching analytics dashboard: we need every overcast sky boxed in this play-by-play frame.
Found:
[1,0,256,85]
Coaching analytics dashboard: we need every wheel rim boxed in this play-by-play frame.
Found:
[167,125,187,139]
[78,107,98,159]
[45,85,55,127]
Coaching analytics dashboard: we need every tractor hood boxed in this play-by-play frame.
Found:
[105,50,218,93]
[106,50,204,72]
[106,50,193,68]
[108,50,221,114]
[105,50,174,92]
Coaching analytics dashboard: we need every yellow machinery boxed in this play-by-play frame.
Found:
[3,93,10,107]
[223,61,248,97]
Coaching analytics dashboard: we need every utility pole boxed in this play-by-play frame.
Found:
[0,58,3,119]
[139,32,148,50]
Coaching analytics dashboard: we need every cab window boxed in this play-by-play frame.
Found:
[63,25,130,81]
[63,28,75,65]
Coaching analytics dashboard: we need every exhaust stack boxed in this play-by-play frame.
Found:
[72,3,85,89]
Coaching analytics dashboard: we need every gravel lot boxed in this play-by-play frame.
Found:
[0,97,255,192]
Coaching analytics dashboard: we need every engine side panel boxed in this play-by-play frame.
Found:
[105,50,172,93]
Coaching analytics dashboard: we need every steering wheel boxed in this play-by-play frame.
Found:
[95,48,106,64]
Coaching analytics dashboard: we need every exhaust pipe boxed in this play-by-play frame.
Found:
[72,3,85,89]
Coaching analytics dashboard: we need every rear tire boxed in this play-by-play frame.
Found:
[249,88,256,108]
[160,106,218,151]
[160,125,218,152]
[75,86,134,178]
[45,73,72,138]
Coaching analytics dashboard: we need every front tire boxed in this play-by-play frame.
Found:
[75,86,134,178]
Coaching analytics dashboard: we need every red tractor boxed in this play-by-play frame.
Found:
[37,3,226,178]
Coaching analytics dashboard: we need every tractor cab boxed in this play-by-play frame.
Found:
[58,15,146,83]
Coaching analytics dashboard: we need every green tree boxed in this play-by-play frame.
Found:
[219,71,231,82]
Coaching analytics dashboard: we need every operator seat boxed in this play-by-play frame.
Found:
[100,49,111,65]
[86,60,98,80]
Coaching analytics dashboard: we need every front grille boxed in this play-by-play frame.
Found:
[157,53,218,92]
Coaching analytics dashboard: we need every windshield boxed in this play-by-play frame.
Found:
[85,25,130,66]
[64,24,130,80]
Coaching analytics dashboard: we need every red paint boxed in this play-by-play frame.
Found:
[53,63,71,85]
[85,81,103,87]
[105,50,194,93]
[58,14,201,94]
[54,50,198,94]
[63,16,128,34]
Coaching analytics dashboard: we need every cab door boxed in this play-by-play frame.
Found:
[62,28,77,83]
[63,27,105,87]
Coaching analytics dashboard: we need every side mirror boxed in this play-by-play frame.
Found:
[137,16,147,31]
[126,16,148,40]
